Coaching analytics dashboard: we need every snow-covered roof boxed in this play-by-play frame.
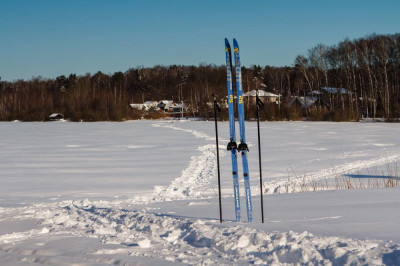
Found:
[144,101,158,108]
[243,90,278,97]
[49,113,63,118]
[288,97,318,108]
[321,87,352,94]
[308,90,322,95]
[160,100,173,104]
[131,100,191,112]
[298,97,318,108]
[130,101,159,111]
[159,100,174,110]
[130,104,145,110]
[174,102,187,108]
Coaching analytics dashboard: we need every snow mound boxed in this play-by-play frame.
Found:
[2,199,398,265]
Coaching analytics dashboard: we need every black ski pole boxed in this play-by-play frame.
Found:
[256,89,265,223]
[212,94,223,223]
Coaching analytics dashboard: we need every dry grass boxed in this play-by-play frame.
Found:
[276,163,400,194]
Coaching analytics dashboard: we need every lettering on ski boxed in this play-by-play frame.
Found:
[225,38,241,222]
[233,38,253,222]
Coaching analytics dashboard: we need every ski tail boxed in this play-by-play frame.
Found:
[225,38,241,222]
[233,38,253,222]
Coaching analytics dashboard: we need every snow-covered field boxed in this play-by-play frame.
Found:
[1,120,400,265]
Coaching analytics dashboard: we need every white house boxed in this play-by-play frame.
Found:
[49,113,63,121]
[130,101,159,111]
[157,100,174,111]
[243,89,280,103]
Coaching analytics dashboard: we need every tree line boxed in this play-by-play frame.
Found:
[0,33,399,121]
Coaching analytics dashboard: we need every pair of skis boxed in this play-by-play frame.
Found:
[225,38,253,222]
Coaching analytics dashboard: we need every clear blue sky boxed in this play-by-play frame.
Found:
[1,0,399,81]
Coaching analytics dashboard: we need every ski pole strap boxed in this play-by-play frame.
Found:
[213,94,221,112]
[256,96,264,108]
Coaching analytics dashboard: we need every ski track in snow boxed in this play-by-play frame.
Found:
[152,122,400,199]
[132,143,222,204]
[150,122,400,200]
[154,122,229,142]
[259,154,400,195]
[1,199,399,265]
[124,122,228,204]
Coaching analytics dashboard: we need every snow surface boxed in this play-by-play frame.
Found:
[1,121,400,265]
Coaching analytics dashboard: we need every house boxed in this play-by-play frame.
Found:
[130,104,146,111]
[164,102,191,118]
[308,90,322,96]
[320,87,354,109]
[130,101,159,112]
[49,113,63,121]
[288,97,318,108]
[168,103,188,113]
[243,89,280,104]
[157,100,174,111]
[207,96,231,110]
[143,101,159,110]
[321,87,352,94]
[288,96,329,109]
[130,100,192,118]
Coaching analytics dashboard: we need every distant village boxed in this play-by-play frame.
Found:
[128,89,279,119]
[45,86,364,121]
[127,87,357,119]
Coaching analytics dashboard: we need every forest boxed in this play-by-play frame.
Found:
[0,33,399,122]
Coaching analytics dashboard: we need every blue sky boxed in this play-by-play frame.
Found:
[1,0,399,81]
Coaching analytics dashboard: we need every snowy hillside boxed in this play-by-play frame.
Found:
[1,121,400,265]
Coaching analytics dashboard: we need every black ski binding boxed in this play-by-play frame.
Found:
[227,140,237,151]
[237,141,249,152]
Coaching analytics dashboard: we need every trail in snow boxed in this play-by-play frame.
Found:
[151,122,400,199]
[1,199,398,265]
[259,155,400,195]
[153,122,226,142]
[132,144,222,204]
[128,122,226,204]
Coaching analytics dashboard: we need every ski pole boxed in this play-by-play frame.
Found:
[212,94,223,223]
[256,89,265,223]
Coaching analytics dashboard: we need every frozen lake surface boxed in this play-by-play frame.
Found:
[1,120,400,265]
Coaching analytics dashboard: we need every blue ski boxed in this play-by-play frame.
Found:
[233,38,253,222]
[225,39,241,222]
